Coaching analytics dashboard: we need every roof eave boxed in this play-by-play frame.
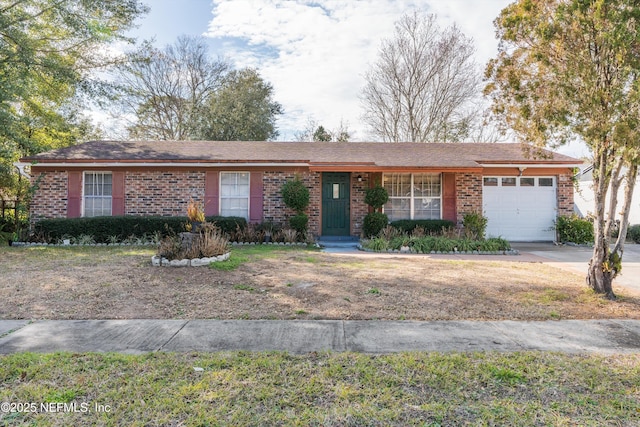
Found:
[479,162,582,168]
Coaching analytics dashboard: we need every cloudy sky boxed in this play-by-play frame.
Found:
[128,0,588,157]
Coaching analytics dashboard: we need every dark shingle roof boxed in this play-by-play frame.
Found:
[24,140,581,168]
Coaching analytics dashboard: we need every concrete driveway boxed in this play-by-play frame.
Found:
[511,242,640,295]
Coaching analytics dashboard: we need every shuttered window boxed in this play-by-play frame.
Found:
[83,172,112,217]
[220,172,250,219]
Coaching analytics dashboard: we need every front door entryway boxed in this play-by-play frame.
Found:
[321,172,350,236]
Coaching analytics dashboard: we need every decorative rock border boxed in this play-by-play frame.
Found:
[357,244,520,256]
[151,252,231,267]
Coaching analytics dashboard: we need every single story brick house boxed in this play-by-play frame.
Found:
[20,140,582,241]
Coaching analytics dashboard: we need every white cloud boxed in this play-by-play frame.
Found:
[204,0,514,140]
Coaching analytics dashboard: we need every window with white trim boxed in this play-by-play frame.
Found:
[482,176,556,188]
[382,173,441,221]
[83,172,112,217]
[220,172,250,219]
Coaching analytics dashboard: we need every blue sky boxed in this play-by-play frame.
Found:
[125,0,588,157]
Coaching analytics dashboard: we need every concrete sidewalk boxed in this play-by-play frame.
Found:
[2,319,640,355]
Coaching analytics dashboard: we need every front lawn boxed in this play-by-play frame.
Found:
[1,245,639,320]
[1,351,638,426]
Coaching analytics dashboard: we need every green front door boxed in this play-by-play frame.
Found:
[322,172,350,236]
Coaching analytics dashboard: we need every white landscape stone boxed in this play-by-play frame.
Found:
[152,252,231,267]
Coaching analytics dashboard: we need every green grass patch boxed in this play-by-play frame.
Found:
[522,288,571,306]
[209,245,318,271]
[234,244,318,257]
[233,284,255,292]
[0,352,638,425]
[208,253,250,271]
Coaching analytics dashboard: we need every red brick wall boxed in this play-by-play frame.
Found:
[557,171,575,217]
[125,170,205,216]
[30,168,573,238]
[30,170,68,221]
[455,172,483,224]
[351,172,370,237]
[262,171,321,235]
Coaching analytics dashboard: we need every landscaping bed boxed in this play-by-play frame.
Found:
[1,245,639,321]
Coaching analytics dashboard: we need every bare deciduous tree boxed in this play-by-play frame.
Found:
[116,36,229,140]
[361,12,480,142]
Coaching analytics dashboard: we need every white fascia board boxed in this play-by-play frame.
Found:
[29,162,311,168]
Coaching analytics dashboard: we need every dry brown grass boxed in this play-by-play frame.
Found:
[1,245,639,320]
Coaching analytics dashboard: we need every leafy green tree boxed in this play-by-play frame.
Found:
[0,0,147,198]
[313,126,332,142]
[118,37,282,142]
[485,0,640,298]
[294,118,352,142]
[200,68,283,141]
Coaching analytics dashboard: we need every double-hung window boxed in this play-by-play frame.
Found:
[220,172,250,220]
[383,173,441,221]
[84,172,112,217]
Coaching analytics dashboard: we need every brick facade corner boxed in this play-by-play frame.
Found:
[455,172,483,224]
[557,171,575,217]
[350,172,370,237]
[29,170,68,223]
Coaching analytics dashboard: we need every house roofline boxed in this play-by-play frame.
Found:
[479,163,581,168]
[26,161,581,173]
[28,161,312,168]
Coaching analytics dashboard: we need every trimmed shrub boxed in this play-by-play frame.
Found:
[363,212,389,238]
[556,215,594,244]
[627,224,640,243]
[362,235,511,253]
[289,213,309,234]
[32,215,247,243]
[462,212,488,240]
[281,178,310,213]
[364,185,389,211]
[390,219,455,235]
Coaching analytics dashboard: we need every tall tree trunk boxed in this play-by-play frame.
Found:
[604,156,624,238]
[612,163,638,260]
[586,150,616,299]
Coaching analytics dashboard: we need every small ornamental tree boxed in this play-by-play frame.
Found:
[364,185,389,212]
[282,178,310,213]
[281,177,310,237]
[363,184,389,237]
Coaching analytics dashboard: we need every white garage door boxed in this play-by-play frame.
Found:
[483,176,557,241]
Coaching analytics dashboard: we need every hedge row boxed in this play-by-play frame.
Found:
[33,215,247,243]
[389,219,455,234]
[363,235,511,253]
